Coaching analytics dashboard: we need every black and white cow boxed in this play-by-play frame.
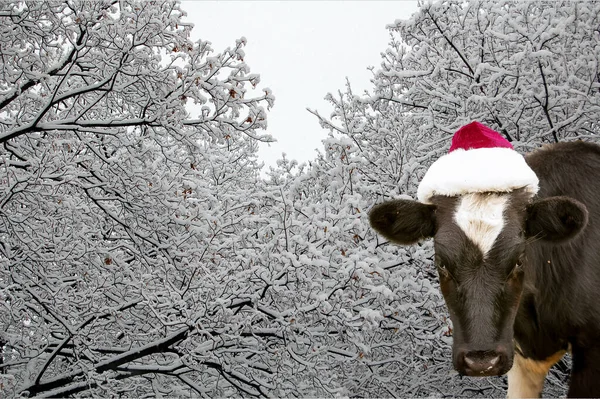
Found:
[369,122,600,398]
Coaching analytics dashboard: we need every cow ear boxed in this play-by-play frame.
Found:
[525,196,588,242]
[369,199,436,245]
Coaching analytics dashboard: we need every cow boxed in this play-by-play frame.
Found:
[369,122,600,398]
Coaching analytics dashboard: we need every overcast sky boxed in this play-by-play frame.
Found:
[181,1,419,170]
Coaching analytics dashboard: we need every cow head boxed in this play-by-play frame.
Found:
[369,189,588,376]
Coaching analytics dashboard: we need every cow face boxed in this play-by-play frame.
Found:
[369,190,588,377]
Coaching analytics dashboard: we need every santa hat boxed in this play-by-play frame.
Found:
[417,121,539,204]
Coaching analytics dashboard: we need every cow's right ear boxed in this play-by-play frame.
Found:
[369,199,436,245]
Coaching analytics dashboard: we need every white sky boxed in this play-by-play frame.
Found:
[181,1,419,169]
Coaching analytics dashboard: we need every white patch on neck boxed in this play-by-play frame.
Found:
[454,193,508,256]
[507,349,567,399]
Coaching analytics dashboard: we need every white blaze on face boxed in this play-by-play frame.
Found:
[454,193,508,256]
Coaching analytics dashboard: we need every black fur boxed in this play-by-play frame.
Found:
[519,142,600,398]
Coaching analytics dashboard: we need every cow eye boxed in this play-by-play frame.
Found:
[511,257,524,277]
[515,256,524,269]
[434,255,451,278]
[437,263,449,277]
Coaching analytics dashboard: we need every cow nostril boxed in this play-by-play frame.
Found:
[464,355,476,369]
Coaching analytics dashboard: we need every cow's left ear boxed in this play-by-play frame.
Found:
[369,199,436,245]
[525,196,588,242]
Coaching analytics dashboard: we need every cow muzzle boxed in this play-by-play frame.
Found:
[455,347,512,377]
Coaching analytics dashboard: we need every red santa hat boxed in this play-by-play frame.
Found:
[417,121,539,203]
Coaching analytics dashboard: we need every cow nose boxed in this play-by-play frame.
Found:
[461,350,504,376]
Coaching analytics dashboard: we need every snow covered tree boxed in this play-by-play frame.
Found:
[259,123,453,397]
[374,0,600,162]
[0,1,277,396]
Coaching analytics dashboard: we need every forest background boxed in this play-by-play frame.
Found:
[1,0,599,397]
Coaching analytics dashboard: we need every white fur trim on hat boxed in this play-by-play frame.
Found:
[417,147,539,204]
